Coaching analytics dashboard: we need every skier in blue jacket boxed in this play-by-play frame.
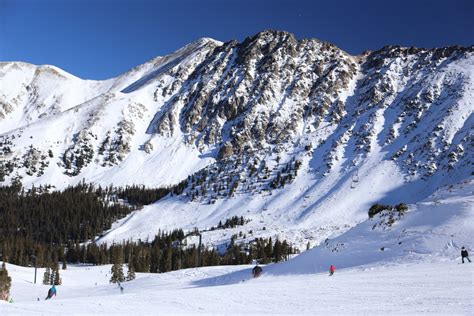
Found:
[45,285,57,300]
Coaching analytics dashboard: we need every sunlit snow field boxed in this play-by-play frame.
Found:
[1,259,473,315]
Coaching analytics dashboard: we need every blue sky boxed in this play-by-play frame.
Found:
[1,0,473,79]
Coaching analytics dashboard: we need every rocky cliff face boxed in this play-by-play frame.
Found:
[150,31,358,158]
[0,30,472,196]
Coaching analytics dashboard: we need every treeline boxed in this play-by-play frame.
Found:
[69,231,221,273]
[116,179,187,206]
[0,182,134,266]
[0,179,192,266]
[2,229,297,275]
[223,236,297,265]
[63,231,296,273]
[210,216,248,230]
[116,185,169,205]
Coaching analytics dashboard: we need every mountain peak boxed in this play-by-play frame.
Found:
[192,37,224,47]
[242,29,297,46]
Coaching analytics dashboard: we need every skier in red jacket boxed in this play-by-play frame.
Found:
[329,265,336,276]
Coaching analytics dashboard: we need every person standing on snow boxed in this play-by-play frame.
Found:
[329,265,336,276]
[45,285,56,300]
[252,264,263,278]
[461,247,471,263]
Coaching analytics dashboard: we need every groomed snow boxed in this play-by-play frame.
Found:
[1,259,472,314]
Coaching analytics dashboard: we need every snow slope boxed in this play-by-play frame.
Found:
[1,257,473,314]
[97,166,473,258]
[0,62,115,134]
[266,177,474,275]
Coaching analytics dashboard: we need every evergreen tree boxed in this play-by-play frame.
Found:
[126,261,136,281]
[53,266,62,285]
[282,240,290,260]
[110,263,125,283]
[160,248,172,273]
[149,244,160,273]
[273,239,283,262]
[110,247,125,283]
[265,237,273,262]
[43,267,51,285]
[257,239,268,263]
[49,265,56,285]
[0,262,12,301]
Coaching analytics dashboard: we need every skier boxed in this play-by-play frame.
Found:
[45,285,56,300]
[461,247,471,263]
[329,265,336,276]
[252,264,263,278]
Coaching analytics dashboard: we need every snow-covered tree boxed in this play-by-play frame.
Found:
[110,246,125,283]
[43,267,51,285]
[110,263,125,284]
[0,262,12,301]
[53,267,62,285]
[126,261,136,281]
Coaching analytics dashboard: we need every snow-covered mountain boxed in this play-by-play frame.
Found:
[1,30,473,250]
